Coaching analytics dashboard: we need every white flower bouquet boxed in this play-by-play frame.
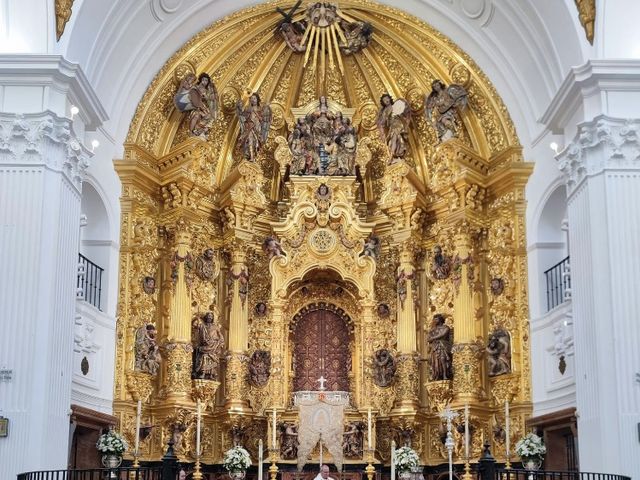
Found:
[96,429,128,455]
[223,445,252,472]
[515,433,546,460]
[394,446,420,472]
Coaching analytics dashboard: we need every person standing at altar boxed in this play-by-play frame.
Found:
[314,464,337,480]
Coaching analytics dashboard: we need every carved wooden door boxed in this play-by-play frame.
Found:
[293,309,350,392]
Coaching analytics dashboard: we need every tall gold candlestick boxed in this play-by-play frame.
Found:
[269,448,279,480]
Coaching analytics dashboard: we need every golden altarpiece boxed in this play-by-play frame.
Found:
[114,0,533,473]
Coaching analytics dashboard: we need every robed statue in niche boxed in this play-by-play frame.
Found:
[427,314,453,381]
[135,324,161,376]
[192,311,224,380]
[425,79,468,142]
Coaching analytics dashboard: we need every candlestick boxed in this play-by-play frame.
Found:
[390,440,396,480]
[272,409,277,449]
[259,439,263,480]
[367,408,372,449]
[269,448,279,480]
[364,447,375,480]
[464,403,469,461]
[505,400,511,469]
[135,400,141,455]
[319,435,323,466]
[196,400,202,458]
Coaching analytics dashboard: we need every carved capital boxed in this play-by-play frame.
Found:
[126,371,155,403]
[0,112,91,192]
[558,116,640,197]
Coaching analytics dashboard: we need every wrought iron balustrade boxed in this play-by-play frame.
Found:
[496,469,630,480]
[17,466,164,480]
[544,255,570,311]
[78,253,104,310]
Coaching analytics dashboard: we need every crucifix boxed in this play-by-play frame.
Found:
[317,375,327,391]
[275,0,303,29]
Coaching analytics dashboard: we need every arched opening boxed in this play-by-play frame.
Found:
[536,185,569,313]
[291,304,353,392]
[79,182,111,310]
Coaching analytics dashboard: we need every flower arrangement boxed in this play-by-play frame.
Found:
[394,446,420,472]
[223,445,252,472]
[96,429,128,455]
[515,433,546,460]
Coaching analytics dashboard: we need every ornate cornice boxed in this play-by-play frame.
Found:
[557,115,640,197]
[0,111,92,192]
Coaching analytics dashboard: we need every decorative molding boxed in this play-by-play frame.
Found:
[0,55,108,130]
[150,0,184,22]
[55,0,75,41]
[540,59,640,134]
[574,0,595,45]
[0,111,92,192]
[557,115,640,197]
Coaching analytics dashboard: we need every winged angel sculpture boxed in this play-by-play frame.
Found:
[425,80,468,142]
[376,93,411,164]
[174,72,219,139]
[236,93,272,162]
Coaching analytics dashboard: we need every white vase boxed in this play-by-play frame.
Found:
[101,454,122,469]
[398,471,413,480]
[229,471,246,480]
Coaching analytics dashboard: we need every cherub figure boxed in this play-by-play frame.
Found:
[376,93,411,163]
[425,80,468,142]
[361,235,380,260]
[262,236,285,259]
[174,72,219,139]
[236,93,272,161]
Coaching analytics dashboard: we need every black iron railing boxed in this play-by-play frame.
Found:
[17,466,164,480]
[497,470,630,480]
[78,253,104,310]
[544,255,570,311]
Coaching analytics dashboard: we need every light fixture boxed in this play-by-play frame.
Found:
[70,105,79,119]
[550,142,559,154]
[91,139,100,152]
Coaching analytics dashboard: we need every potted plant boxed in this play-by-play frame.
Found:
[515,432,546,471]
[223,445,252,479]
[394,446,420,480]
[96,428,128,468]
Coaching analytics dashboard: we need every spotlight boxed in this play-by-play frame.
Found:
[550,142,559,154]
[91,139,100,152]
[70,105,79,119]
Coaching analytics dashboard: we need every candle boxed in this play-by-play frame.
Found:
[505,401,510,459]
[367,408,372,449]
[272,409,277,449]
[258,439,263,480]
[134,400,141,456]
[196,400,202,458]
[464,403,469,461]
[391,440,396,480]
[319,436,323,466]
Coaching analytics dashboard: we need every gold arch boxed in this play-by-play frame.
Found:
[125,0,520,189]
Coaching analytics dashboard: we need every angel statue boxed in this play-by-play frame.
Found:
[174,72,219,139]
[376,93,411,163]
[236,93,272,162]
[425,79,468,142]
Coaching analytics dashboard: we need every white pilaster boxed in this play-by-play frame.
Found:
[557,116,640,477]
[0,111,92,477]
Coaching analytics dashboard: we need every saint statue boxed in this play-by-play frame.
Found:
[425,79,468,142]
[431,245,451,280]
[195,248,217,281]
[342,422,365,458]
[134,324,161,376]
[427,314,452,381]
[376,93,411,163]
[340,20,373,55]
[279,422,299,459]
[236,93,272,161]
[372,349,396,387]
[248,349,271,387]
[174,72,219,139]
[486,329,511,376]
[193,311,224,380]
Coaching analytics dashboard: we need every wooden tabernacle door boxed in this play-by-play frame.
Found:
[293,308,351,392]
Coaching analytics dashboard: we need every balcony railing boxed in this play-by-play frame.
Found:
[497,469,630,480]
[18,467,163,480]
[544,255,570,311]
[77,253,104,311]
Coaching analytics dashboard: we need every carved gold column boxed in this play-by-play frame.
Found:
[451,222,482,402]
[163,218,194,400]
[219,160,268,412]
[225,247,250,410]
